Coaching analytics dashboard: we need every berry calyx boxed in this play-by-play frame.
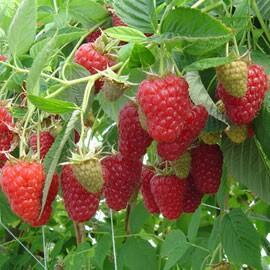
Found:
[225,125,247,144]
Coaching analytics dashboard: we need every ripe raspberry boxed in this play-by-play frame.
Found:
[0,154,7,168]
[137,74,191,143]
[157,105,208,160]
[74,43,115,92]
[216,60,248,97]
[61,165,100,222]
[103,79,127,101]
[72,157,104,193]
[112,13,128,26]
[183,176,203,213]
[0,55,7,62]
[86,29,102,43]
[217,64,268,124]
[140,166,159,214]
[225,125,247,144]
[199,131,221,145]
[150,175,186,220]
[0,160,58,226]
[101,153,142,211]
[191,144,223,194]
[118,102,152,160]
[74,130,80,143]
[171,152,191,179]
[29,131,55,159]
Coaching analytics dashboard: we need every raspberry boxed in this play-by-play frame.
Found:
[86,29,102,43]
[171,151,191,179]
[118,102,152,160]
[191,144,223,194]
[200,131,221,145]
[217,64,268,124]
[72,157,104,193]
[225,125,247,144]
[112,13,128,26]
[0,154,7,168]
[75,43,115,74]
[103,79,127,101]
[140,166,159,214]
[216,60,248,97]
[74,130,80,143]
[101,153,142,211]
[0,160,58,226]
[74,43,115,92]
[183,176,203,213]
[29,131,55,159]
[0,55,7,62]
[157,105,208,160]
[150,175,186,220]
[61,165,100,222]
[137,75,191,143]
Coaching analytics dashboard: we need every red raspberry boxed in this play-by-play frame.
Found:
[29,131,55,159]
[0,154,7,168]
[0,160,58,226]
[0,55,7,62]
[86,29,102,43]
[157,105,208,160]
[137,75,192,143]
[101,153,142,211]
[112,13,128,26]
[118,102,152,160]
[61,165,100,222]
[74,43,115,74]
[74,130,80,143]
[140,166,159,214]
[183,176,203,213]
[150,175,186,220]
[217,64,268,124]
[191,144,223,194]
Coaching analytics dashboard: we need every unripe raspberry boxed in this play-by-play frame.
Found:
[225,125,247,144]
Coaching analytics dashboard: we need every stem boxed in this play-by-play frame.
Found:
[252,0,270,44]
[42,227,48,270]
[209,243,221,265]
[110,210,118,270]
[192,0,207,8]
[73,222,85,245]
[202,1,223,13]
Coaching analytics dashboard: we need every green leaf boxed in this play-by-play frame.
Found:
[120,238,158,270]
[93,235,112,270]
[105,26,146,42]
[129,44,155,68]
[252,51,270,73]
[185,71,228,125]
[204,116,227,132]
[42,110,80,212]
[256,0,270,20]
[160,7,232,55]
[221,137,270,203]
[161,230,189,270]
[222,208,262,269]
[26,35,56,95]
[8,0,37,56]
[129,201,150,234]
[113,0,155,33]
[187,207,201,243]
[68,0,108,27]
[254,93,270,159]
[183,56,234,72]
[30,29,87,58]
[28,95,78,114]
[208,216,222,252]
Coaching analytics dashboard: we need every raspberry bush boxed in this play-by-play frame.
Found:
[0,0,270,269]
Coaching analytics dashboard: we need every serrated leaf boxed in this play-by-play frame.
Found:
[28,95,78,114]
[161,230,189,270]
[256,0,270,20]
[93,235,112,270]
[187,207,201,243]
[105,26,146,42]
[160,7,232,55]
[208,216,222,252]
[68,0,108,27]
[184,56,234,72]
[8,0,36,56]
[254,93,270,159]
[185,71,228,124]
[222,208,262,269]
[26,35,57,95]
[42,110,80,213]
[113,0,155,33]
[221,137,270,203]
